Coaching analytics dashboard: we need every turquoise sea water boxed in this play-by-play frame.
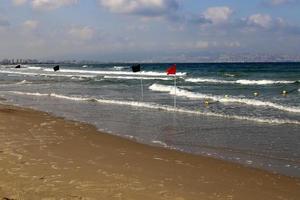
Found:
[0,62,299,177]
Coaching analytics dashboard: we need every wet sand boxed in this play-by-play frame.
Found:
[0,104,299,200]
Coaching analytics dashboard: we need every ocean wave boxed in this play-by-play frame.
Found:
[152,140,169,147]
[43,68,187,77]
[23,65,42,70]
[0,70,38,76]
[104,75,172,80]
[224,73,236,77]
[16,80,32,85]
[236,80,295,85]
[6,91,300,125]
[0,70,96,78]
[70,76,87,81]
[0,64,42,70]
[186,78,235,84]
[113,66,129,70]
[149,84,300,113]
[10,91,49,97]
[0,80,32,87]
[185,78,296,85]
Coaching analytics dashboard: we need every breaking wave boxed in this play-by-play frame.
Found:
[113,66,128,70]
[16,80,32,85]
[104,75,171,80]
[0,80,32,87]
[43,68,187,76]
[185,78,296,85]
[6,91,300,125]
[236,80,296,85]
[23,65,42,70]
[149,84,300,113]
[0,70,96,78]
[186,78,234,84]
[224,73,236,77]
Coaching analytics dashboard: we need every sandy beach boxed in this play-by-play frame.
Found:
[0,104,299,200]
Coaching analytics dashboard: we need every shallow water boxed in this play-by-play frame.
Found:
[0,63,299,177]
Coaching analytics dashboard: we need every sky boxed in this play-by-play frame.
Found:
[0,0,300,61]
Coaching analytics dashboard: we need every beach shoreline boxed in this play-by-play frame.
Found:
[0,104,300,199]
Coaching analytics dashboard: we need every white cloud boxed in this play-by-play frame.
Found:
[203,6,233,24]
[23,20,39,30]
[31,0,78,10]
[100,0,178,17]
[267,0,295,6]
[170,40,241,51]
[12,0,27,6]
[247,14,273,28]
[68,26,95,40]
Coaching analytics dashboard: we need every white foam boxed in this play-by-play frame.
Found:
[43,68,186,77]
[0,70,38,76]
[0,80,31,87]
[104,75,171,80]
[152,140,168,147]
[224,73,236,77]
[2,68,186,78]
[0,70,96,78]
[236,79,295,85]
[149,84,300,113]
[10,91,49,97]
[7,91,300,125]
[24,66,42,70]
[113,66,128,70]
[16,80,31,85]
[71,76,86,80]
[186,78,235,84]
[186,78,295,85]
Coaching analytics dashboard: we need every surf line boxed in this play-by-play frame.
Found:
[6,91,300,125]
[149,84,300,113]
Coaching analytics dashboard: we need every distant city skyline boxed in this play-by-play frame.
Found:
[0,0,300,62]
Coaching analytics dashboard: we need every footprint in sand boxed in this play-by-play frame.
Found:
[51,164,59,170]
[158,190,172,198]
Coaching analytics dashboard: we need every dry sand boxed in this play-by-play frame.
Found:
[0,104,299,200]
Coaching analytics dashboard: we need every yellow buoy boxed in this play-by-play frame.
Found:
[253,92,259,97]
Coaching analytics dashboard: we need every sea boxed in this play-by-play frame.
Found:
[0,62,299,177]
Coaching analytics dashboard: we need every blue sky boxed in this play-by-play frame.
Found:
[0,0,300,61]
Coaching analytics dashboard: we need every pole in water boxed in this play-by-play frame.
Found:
[131,64,143,101]
[140,78,144,101]
[174,75,177,109]
[166,64,177,110]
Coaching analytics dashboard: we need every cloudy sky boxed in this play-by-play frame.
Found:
[0,0,300,61]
